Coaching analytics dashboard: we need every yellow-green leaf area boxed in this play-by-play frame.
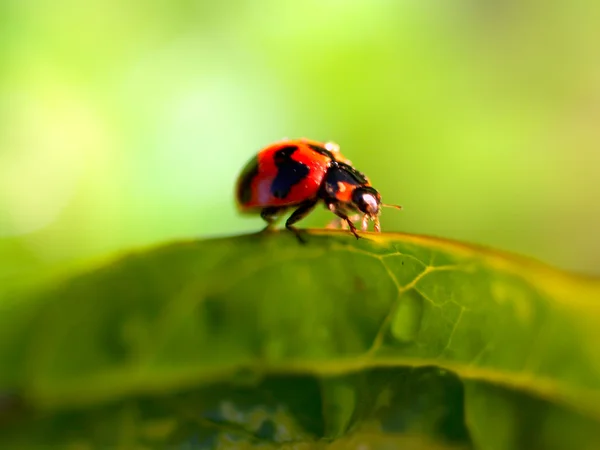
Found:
[1,230,599,449]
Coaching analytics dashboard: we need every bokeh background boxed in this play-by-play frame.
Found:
[1,0,599,283]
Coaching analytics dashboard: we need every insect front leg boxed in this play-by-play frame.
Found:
[326,202,360,239]
[327,214,360,230]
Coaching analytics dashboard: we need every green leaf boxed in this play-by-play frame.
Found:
[1,230,599,449]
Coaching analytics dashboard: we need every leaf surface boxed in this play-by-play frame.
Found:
[1,230,599,449]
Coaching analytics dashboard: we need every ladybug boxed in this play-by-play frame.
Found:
[235,138,401,242]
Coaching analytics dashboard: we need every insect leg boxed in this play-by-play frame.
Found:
[327,214,360,230]
[361,214,369,231]
[285,199,319,243]
[260,206,287,231]
[327,202,360,239]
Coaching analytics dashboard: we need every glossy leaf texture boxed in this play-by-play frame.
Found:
[1,230,600,449]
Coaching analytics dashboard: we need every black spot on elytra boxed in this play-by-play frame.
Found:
[307,144,334,159]
[237,155,260,204]
[271,146,310,199]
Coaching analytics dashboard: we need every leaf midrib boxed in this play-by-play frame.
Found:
[28,355,600,423]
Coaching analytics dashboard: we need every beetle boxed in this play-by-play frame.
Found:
[235,138,401,242]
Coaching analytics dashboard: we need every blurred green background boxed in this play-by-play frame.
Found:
[1,0,599,281]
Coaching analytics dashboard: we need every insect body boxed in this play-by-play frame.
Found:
[235,138,401,242]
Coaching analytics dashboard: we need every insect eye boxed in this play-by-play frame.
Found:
[362,193,379,214]
[353,187,380,215]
